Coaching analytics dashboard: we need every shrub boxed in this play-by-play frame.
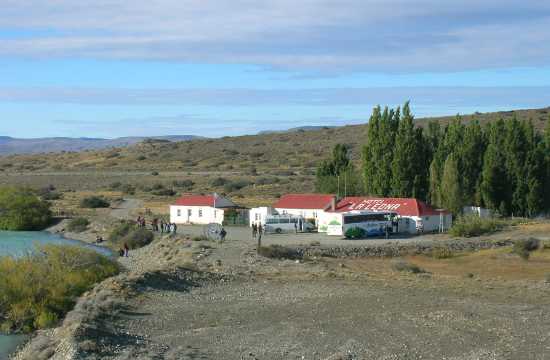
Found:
[37,185,62,201]
[449,215,503,237]
[192,235,208,242]
[258,245,302,260]
[109,181,123,190]
[0,245,120,333]
[223,180,250,193]
[120,228,154,249]
[255,177,279,185]
[431,247,454,259]
[120,184,136,195]
[108,221,133,242]
[67,217,90,233]
[0,186,52,230]
[512,238,540,260]
[210,177,228,187]
[172,180,194,189]
[80,196,110,208]
[151,188,176,196]
[344,227,366,239]
[151,171,159,176]
[136,155,147,161]
[108,221,154,249]
[392,260,426,274]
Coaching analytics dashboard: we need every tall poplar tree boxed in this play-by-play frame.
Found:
[391,102,420,198]
[440,153,462,215]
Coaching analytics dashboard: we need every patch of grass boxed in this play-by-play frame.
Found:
[512,238,540,260]
[192,235,208,241]
[258,245,302,260]
[449,215,503,237]
[0,245,120,333]
[67,217,90,233]
[431,247,454,259]
[80,196,110,209]
[392,260,426,274]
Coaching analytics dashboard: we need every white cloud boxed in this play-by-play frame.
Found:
[0,1,549,72]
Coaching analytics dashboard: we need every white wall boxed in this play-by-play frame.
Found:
[249,207,274,226]
[170,205,225,225]
[274,208,325,226]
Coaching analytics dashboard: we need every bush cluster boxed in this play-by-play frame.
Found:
[0,186,52,230]
[223,180,251,193]
[0,245,120,333]
[80,196,110,209]
[67,217,90,233]
[512,238,540,260]
[210,177,228,187]
[108,221,154,250]
[449,215,502,237]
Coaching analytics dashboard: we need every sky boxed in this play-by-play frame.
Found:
[0,1,549,138]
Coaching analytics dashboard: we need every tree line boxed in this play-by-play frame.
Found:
[316,102,550,216]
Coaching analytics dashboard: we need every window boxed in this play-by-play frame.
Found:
[199,209,203,217]
[255,213,260,221]
[188,209,192,217]
[313,211,317,218]
[177,209,181,217]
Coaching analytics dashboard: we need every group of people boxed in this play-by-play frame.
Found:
[118,242,129,257]
[251,222,264,241]
[136,216,178,234]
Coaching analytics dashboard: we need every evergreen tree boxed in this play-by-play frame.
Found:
[362,106,381,195]
[316,144,360,196]
[481,120,510,214]
[459,120,486,205]
[363,105,399,196]
[440,153,462,215]
[391,102,420,197]
[526,143,546,217]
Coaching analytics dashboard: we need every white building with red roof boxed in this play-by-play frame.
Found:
[318,197,452,234]
[170,193,242,225]
[271,193,336,227]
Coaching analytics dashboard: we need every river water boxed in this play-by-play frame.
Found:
[0,230,112,358]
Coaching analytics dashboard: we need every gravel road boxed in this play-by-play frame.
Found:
[93,237,550,360]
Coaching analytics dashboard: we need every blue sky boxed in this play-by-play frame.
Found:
[0,1,549,138]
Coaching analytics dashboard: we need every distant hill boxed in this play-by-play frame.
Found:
[0,135,202,155]
[258,126,336,135]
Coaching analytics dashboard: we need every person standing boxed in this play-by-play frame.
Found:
[220,227,227,242]
[252,223,257,239]
[123,242,129,257]
[257,224,263,252]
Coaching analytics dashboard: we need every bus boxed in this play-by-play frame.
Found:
[327,211,397,237]
[264,215,315,234]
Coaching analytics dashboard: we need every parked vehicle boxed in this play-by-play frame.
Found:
[264,215,315,234]
[327,211,397,237]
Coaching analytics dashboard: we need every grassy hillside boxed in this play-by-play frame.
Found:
[0,106,548,209]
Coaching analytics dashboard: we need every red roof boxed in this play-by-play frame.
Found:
[174,195,215,207]
[273,194,335,210]
[333,197,448,217]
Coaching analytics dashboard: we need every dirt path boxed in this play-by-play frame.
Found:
[110,198,143,220]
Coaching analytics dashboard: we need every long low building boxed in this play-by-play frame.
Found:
[318,197,452,234]
[170,194,247,225]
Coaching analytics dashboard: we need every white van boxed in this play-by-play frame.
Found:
[264,215,315,234]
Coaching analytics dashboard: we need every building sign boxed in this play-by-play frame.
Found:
[348,199,402,212]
